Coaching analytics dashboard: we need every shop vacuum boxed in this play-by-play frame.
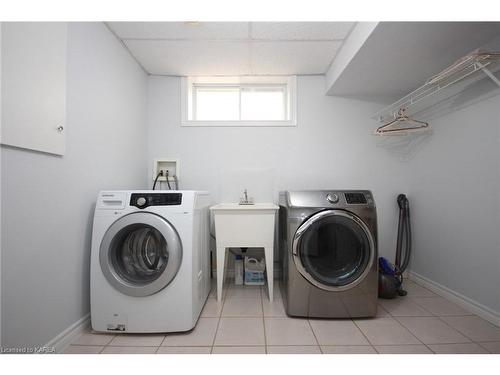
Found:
[379,194,412,299]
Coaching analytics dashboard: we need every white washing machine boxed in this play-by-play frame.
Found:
[90,190,211,333]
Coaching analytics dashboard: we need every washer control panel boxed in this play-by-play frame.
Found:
[130,193,182,209]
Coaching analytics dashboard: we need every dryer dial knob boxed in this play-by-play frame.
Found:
[326,193,339,204]
[136,197,147,207]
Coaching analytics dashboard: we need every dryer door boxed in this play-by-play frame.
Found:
[99,212,182,297]
[292,210,375,292]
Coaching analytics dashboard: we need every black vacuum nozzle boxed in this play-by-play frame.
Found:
[397,194,408,209]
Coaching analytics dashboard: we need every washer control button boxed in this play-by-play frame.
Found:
[326,193,339,204]
[136,197,147,207]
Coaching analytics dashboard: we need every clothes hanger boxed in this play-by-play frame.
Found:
[375,108,429,135]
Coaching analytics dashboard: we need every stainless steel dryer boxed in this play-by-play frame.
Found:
[278,190,378,318]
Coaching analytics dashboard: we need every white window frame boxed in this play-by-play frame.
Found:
[181,76,297,127]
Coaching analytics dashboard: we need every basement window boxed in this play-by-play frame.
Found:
[181,76,297,126]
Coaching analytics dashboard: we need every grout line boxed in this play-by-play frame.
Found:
[354,315,427,348]
[212,345,267,348]
[351,318,376,350]
[306,319,322,354]
[408,295,474,317]
[476,342,495,353]
[103,334,116,349]
[392,315,472,347]
[261,285,267,354]
[377,308,437,352]
[372,344,434,354]
[372,343,426,347]
[385,279,491,347]
[210,278,227,353]
[265,344,327,347]
[378,304,435,318]
[378,289,462,352]
[434,315,477,343]
[158,333,168,348]
[470,338,500,343]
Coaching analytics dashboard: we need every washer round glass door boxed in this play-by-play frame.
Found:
[99,212,182,297]
[292,210,375,292]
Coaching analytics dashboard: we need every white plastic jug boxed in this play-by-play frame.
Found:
[244,257,265,285]
[245,257,265,272]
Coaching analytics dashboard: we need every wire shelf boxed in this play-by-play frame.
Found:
[372,51,500,134]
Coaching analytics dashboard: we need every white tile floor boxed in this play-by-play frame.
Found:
[64,279,500,354]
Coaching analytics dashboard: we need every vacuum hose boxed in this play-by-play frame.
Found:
[378,194,412,298]
[395,194,412,279]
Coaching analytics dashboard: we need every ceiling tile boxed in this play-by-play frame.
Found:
[108,22,250,40]
[125,40,251,75]
[251,41,342,75]
[251,22,354,40]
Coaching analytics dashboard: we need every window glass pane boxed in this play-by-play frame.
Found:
[240,88,286,120]
[194,87,239,120]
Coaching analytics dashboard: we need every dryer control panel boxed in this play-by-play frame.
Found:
[284,190,375,209]
[345,192,368,204]
[130,193,182,209]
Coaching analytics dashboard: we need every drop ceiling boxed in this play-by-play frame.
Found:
[106,22,355,75]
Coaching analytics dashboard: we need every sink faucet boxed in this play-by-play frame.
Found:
[239,189,254,205]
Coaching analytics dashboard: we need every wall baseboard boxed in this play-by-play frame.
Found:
[44,313,90,353]
[408,271,500,328]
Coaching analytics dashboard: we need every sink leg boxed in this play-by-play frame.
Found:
[264,246,273,302]
[216,246,226,301]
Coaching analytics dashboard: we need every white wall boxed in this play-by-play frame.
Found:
[406,94,500,318]
[0,21,3,345]
[147,75,408,262]
[1,22,148,348]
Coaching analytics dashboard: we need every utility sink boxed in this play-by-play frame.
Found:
[210,202,279,301]
[209,202,278,246]
[210,203,279,211]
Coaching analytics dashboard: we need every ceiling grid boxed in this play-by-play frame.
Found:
[106,22,354,75]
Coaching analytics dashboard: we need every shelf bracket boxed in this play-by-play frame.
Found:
[477,62,500,88]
